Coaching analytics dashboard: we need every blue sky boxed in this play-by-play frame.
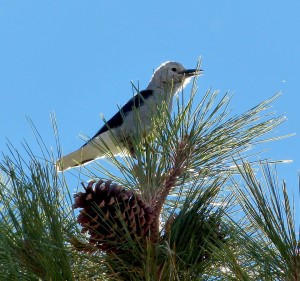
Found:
[0,1,299,194]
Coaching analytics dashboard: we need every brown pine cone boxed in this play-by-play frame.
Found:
[73,179,154,252]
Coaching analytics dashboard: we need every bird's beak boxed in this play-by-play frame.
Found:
[179,69,203,77]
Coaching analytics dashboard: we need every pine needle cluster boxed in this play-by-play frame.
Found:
[0,66,298,280]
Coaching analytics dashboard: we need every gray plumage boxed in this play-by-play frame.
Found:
[56,61,201,171]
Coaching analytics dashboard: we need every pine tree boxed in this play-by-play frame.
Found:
[0,69,298,280]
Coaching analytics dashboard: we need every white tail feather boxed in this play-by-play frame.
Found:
[56,131,122,171]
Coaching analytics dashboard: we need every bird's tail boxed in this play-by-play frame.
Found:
[55,144,104,172]
[55,131,124,172]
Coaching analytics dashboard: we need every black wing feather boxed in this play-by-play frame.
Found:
[90,89,154,139]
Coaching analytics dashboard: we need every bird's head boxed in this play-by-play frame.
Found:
[147,61,203,94]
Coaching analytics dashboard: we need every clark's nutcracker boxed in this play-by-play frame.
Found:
[56,61,202,171]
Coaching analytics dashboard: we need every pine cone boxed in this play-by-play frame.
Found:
[73,179,154,252]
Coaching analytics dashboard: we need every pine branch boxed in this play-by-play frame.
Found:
[227,161,300,280]
[151,137,191,241]
[0,65,295,280]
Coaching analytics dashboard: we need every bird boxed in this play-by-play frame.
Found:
[56,61,202,171]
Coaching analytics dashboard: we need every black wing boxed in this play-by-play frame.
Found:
[90,89,154,139]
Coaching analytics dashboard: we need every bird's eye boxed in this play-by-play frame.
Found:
[171,67,177,72]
